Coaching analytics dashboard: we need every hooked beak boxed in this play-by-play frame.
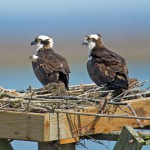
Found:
[82,41,88,46]
[31,41,36,46]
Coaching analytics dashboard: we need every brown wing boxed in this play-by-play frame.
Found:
[87,60,115,86]
[39,59,67,74]
[89,47,128,89]
[54,53,71,73]
[40,57,70,89]
[32,49,70,89]
[92,48,128,79]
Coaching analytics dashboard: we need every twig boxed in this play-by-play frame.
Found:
[54,143,62,150]
[99,99,107,113]
[111,81,148,102]
[118,105,132,114]
[124,91,150,99]
[0,99,22,103]
[26,85,34,111]
[127,103,143,128]
[36,95,104,103]
[76,140,88,149]
[0,103,11,109]
[86,135,109,149]
[0,108,24,111]
[69,83,97,90]
[55,110,150,120]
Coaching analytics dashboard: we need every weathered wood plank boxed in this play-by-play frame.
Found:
[91,131,150,143]
[0,139,14,150]
[145,140,150,145]
[58,137,79,144]
[50,98,150,141]
[138,132,150,145]
[55,110,150,120]
[91,132,120,141]
[0,98,149,142]
[0,111,50,141]
[38,142,75,150]
[138,132,150,140]
[114,125,145,150]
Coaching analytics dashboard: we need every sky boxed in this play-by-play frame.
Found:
[0,0,150,67]
[0,0,150,38]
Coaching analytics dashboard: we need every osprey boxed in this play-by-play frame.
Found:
[30,35,70,90]
[82,34,129,93]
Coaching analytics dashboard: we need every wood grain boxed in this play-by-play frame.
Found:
[0,111,50,141]
[114,125,144,150]
[49,98,150,141]
[0,97,149,142]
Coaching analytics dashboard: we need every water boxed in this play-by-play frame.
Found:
[0,62,150,150]
[0,62,150,90]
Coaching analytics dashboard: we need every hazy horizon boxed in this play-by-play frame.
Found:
[1,0,150,68]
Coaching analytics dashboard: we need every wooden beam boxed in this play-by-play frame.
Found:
[144,140,150,145]
[0,97,149,142]
[138,132,150,145]
[49,98,150,141]
[0,111,50,141]
[90,131,150,144]
[0,139,14,150]
[138,132,150,140]
[38,142,75,150]
[58,137,79,144]
[114,125,145,150]
[91,132,120,141]
[55,110,150,120]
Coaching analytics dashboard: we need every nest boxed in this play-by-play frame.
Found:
[0,79,150,113]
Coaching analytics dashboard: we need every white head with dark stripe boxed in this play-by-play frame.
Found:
[31,35,54,51]
[82,34,103,50]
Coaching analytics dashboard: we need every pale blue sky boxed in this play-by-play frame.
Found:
[0,0,150,38]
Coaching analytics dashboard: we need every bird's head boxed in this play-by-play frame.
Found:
[82,34,103,50]
[31,35,54,51]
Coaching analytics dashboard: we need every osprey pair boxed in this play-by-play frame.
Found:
[31,34,129,93]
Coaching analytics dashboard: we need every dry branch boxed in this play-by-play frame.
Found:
[55,110,150,120]
[0,80,150,115]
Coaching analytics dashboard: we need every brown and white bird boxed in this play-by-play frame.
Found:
[82,34,129,94]
[30,35,70,90]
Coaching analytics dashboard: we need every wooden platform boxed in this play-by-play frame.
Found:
[0,97,149,143]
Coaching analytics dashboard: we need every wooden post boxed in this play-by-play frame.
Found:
[138,132,150,145]
[114,125,145,150]
[38,142,75,150]
[0,139,14,150]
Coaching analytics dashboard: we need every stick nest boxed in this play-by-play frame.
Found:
[0,79,150,113]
